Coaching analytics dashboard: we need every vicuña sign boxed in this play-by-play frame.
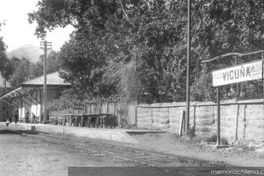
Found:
[212,60,262,87]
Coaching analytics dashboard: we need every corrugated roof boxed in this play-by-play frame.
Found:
[21,72,70,86]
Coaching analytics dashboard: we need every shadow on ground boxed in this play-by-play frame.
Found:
[0,130,39,135]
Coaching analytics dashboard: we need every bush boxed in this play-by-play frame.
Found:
[205,134,229,145]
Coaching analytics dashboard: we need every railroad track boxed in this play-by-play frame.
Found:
[24,132,227,169]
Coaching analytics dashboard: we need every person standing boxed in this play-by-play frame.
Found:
[13,109,19,124]
[25,109,29,123]
[3,107,10,126]
[31,113,36,123]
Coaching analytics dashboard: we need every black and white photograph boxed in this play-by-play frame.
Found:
[0,0,264,176]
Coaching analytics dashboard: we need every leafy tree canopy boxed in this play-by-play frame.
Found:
[0,23,13,82]
[9,58,30,88]
[29,0,264,102]
[8,51,61,88]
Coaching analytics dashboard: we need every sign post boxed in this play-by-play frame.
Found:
[202,50,264,147]
[212,60,262,87]
[216,87,220,146]
[212,59,263,147]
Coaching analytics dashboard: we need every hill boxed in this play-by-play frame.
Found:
[7,44,43,63]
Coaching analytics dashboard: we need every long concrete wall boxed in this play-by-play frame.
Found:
[0,123,138,144]
[137,99,264,145]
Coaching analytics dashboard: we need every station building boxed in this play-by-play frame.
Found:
[0,72,70,122]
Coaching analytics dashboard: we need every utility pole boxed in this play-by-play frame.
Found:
[186,0,191,135]
[262,52,264,118]
[40,41,52,123]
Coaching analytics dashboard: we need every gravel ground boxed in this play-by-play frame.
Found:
[0,130,136,176]
[130,133,264,167]
[1,129,263,176]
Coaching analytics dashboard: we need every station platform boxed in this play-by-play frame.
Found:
[0,122,164,144]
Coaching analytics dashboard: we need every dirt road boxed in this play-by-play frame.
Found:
[4,129,261,176]
[0,130,229,176]
[0,130,135,176]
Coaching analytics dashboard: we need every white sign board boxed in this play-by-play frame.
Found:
[212,60,263,87]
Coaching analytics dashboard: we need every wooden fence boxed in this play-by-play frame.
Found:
[49,101,137,127]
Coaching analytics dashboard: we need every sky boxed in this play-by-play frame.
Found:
[0,0,74,52]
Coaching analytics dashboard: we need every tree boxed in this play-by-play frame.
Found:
[29,0,264,102]
[46,50,60,73]
[28,0,120,38]
[58,31,115,99]
[0,37,6,72]
[190,0,264,100]
[29,50,60,79]
[0,24,14,87]
[9,58,31,88]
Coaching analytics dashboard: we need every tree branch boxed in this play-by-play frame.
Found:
[118,0,135,27]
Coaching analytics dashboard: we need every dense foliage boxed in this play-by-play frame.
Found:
[0,23,12,83]
[7,51,60,88]
[28,0,264,102]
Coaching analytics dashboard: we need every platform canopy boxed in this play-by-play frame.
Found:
[0,72,71,107]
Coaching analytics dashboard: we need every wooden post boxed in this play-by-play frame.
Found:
[106,101,109,115]
[261,52,264,116]
[39,89,42,123]
[235,56,239,98]
[135,103,138,129]
[70,116,72,126]
[179,110,186,136]
[235,104,239,140]
[193,106,196,135]
[99,100,102,114]
[81,115,84,127]
[216,87,221,146]
[114,102,116,115]
[89,103,92,114]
